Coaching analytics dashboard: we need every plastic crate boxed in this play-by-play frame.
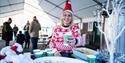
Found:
[72,47,99,61]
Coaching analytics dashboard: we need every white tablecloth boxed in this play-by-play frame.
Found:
[34,57,88,63]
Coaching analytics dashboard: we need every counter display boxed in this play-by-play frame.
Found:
[34,57,88,63]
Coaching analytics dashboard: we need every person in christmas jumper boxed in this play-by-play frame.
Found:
[49,0,83,57]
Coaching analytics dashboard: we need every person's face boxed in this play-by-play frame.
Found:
[8,18,12,24]
[33,16,37,21]
[62,11,72,26]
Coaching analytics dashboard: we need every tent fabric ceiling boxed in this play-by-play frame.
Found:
[0,0,106,21]
[0,0,24,18]
[0,0,24,7]
[39,0,100,21]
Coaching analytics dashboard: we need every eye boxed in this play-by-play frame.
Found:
[63,14,66,16]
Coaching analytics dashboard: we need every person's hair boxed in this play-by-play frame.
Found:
[19,31,22,34]
[8,17,12,23]
[33,16,39,23]
[14,24,16,26]
[33,16,36,18]
[33,16,37,20]
[8,18,12,21]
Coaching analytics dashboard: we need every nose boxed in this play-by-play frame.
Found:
[65,15,70,19]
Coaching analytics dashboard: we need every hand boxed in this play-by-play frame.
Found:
[54,51,61,56]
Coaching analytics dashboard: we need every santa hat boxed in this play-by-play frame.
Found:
[63,0,73,13]
[10,45,17,52]
[10,43,23,52]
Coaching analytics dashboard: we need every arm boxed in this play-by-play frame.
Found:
[3,23,7,32]
[16,35,19,42]
[72,24,83,46]
[23,25,26,30]
[29,21,33,33]
[39,23,41,30]
[6,23,13,33]
[49,27,56,48]
[23,34,25,42]
[49,41,55,48]
[17,27,18,31]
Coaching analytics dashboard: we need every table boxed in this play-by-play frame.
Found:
[34,57,88,63]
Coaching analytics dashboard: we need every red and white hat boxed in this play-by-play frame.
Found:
[10,43,23,52]
[63,0,73,13]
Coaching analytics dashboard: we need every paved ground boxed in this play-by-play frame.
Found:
[0,40,5,50]
[0,40,32,52]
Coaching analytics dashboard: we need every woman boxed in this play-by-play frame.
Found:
[13,24,18,40]
[50,0,82,57]
[24,21,30,48]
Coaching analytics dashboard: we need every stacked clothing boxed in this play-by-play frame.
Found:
[0,43,33,63]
